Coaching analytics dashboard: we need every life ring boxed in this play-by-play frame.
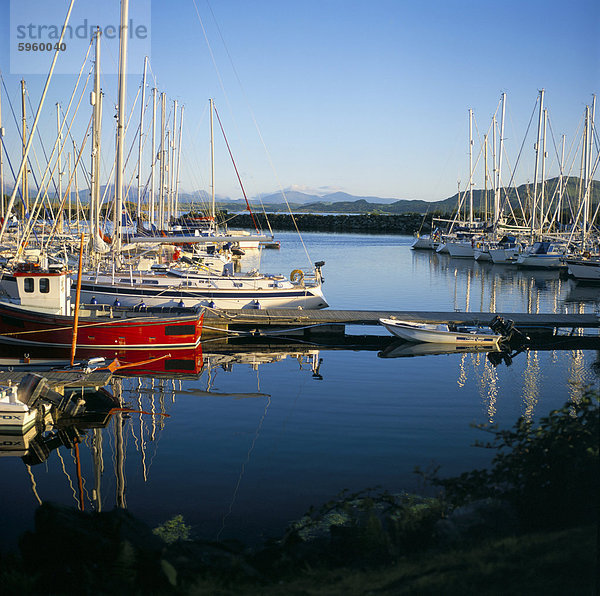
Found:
[290,269,304,283]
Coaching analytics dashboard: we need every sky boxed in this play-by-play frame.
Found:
[0,0,599,204]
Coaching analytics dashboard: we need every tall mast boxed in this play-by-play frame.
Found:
[492,114,497,224]
[558,134,565,229]
[174,104,184,220]
[159,92,166,228]
[150,87,157,226]
[113,0,129,257]
[210,98,215,219]
[56,102,63,233]
[169,99,177,224]
[137,56,148,223]
[531,88,545,238]
[495,92,506,226]
[540,108,548,231]
[468,108,473,226]
[91,27,102,254]
[582,105,591,242]
[21,79,28,218]
[483,134,488,222]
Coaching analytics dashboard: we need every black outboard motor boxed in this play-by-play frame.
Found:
[314,261,325,283]
[489,315,530,344]
[17,373,85,417]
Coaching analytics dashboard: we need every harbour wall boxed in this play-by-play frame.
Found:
[225,212,431,235]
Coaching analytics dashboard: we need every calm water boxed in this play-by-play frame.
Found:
[1,232,598,548]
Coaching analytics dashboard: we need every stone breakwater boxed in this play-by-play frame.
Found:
[226,212,429,234]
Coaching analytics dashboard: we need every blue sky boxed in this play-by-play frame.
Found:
[1,0,599,203]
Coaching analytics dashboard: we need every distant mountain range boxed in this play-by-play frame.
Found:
[5,177,598,216]
[209,177,598,215]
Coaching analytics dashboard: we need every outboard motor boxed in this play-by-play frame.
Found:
[489,315,530,344]
[314,261,325,283]
[17,373,85,417]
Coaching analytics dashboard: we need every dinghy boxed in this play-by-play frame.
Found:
[379,318,503,346]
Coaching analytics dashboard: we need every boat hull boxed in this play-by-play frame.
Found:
[379,318,501,346]
[0,302,203,349]
[566,259,600,281]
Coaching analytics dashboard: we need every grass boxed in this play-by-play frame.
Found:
[180,524,596,595]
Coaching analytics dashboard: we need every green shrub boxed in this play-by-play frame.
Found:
[431,393,599,530]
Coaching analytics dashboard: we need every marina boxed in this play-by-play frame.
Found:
[0,0,597,590]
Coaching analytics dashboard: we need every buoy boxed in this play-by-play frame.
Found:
[290,269,304,283]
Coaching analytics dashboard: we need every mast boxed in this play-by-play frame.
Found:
[492,114,497,225]
[150,87,157,226]
[56,103,63,233]
[137,56,148,223]
[174,105,184,221]
[468,108,473,226]
[91,27,102,258]
[540,108,547,231]
[495,92,506,226]
[483,134,488,222]
[159,92,165,229]
[210,98,215,219]
[169,99,177,224]
[531,88,545,238]
[582,105,591,242]
[558,134,565,229]
[113,0,129,258]
[21,79,28,218]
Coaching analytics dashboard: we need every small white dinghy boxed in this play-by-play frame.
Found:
[379,318,503,346]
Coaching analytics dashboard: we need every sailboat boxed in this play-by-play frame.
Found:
[83,15,327,311]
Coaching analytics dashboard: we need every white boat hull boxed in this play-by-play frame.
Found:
[566,260,600,281]
[516,254,562,269]
[489,247,519,264]
[379,318,501,346]
[446,242,475,259]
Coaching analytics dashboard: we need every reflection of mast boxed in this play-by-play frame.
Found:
[522,351,540,420]
[113,378,126,508]
[136,378,148,482]
[92,428,104,511]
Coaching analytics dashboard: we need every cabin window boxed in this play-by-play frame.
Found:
[39,278,50,293]
[165,324,195,336]
[24,278,34,293]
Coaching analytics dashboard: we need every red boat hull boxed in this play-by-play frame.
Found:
[0,303,203,349]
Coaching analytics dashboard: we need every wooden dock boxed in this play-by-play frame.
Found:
[202,309,600,337]
[0,370,112,389]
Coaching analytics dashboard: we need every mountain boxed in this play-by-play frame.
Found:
[254,191,401,205]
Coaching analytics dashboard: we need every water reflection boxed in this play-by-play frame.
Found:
[1,334,598,550]
[410,250,581,314]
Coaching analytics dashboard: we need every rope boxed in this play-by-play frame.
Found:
[212,102,259,232]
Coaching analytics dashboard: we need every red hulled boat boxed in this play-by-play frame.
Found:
[0,265,203,350]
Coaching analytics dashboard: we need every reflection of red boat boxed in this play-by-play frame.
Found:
[0,344,204,377]
[0,267,203,350]
[91,346,204,376]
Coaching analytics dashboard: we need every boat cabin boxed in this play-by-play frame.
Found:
[13,264,71,315]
